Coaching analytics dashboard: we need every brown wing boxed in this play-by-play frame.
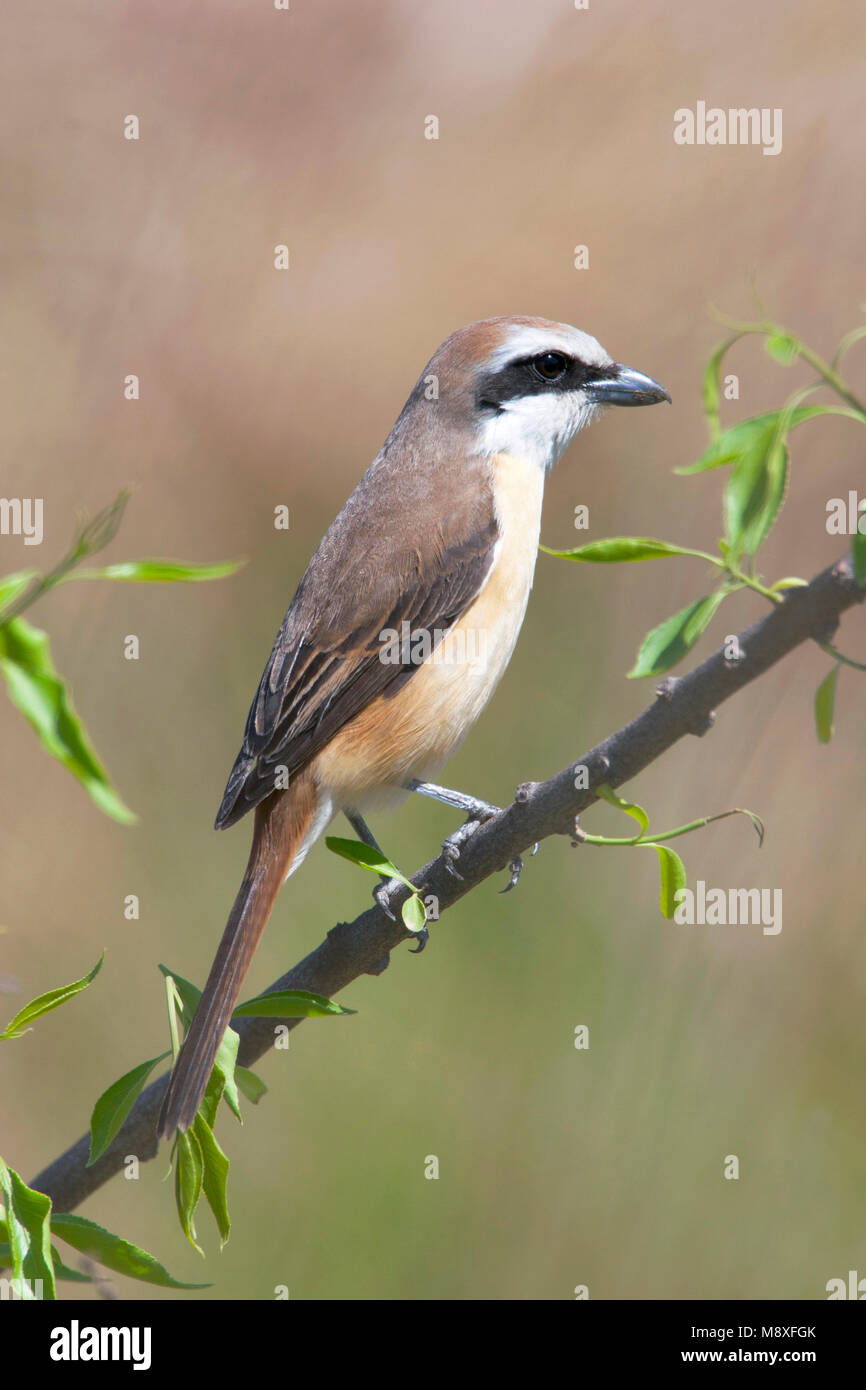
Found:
[215,490,498,829]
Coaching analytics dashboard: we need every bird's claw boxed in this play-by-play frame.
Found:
[443,845,465,880]
[499,842,539,893]
[375,878,431,953]
[440,808,537,893]
[441,815,488,879]
[373,876,401,921]
[408,925,429,954]
[500,856,523,893]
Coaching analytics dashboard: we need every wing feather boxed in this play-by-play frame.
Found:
[215,507,498,828]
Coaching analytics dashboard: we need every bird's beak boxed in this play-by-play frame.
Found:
[584,364,671,407]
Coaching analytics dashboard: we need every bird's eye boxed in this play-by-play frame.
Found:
[532,351,568,381]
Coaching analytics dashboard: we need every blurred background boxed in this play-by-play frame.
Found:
[2,0,864,1300]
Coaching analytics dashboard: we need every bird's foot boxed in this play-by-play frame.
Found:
[373,877,430,953]
[441,801,502,880]
[499,840,540,893]
[373,876,402,921]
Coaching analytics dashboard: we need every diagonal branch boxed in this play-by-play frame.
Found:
[31,554,864,1213]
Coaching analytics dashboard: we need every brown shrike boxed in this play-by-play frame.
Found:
[158,315,669,1136]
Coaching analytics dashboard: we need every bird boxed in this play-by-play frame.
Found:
[157,315,669,1137]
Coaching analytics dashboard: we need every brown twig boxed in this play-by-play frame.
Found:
[30,554,864,1213]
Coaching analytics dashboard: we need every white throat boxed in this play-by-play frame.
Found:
[473,393,602,472]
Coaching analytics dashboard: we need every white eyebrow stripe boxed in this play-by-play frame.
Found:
[485,323,611,371]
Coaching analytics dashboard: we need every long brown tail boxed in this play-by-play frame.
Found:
[158,773,318,1137]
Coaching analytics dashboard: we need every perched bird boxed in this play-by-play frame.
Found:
[158,315,669,1136]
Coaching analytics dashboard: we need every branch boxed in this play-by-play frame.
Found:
[31,554,864,1213]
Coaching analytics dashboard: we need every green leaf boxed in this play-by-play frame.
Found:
[814,665,840,744]
[724,433,789,557]
[325,835,409,885]
[735,808,766,848]
[233,988,354,1018]
[199,1068,225,1131]
[235,1066,268,1105]
[212,1024,242,1123]
[770,576,808,591]
[0,1236,90,1285]
[158,965,245,1124]
[628,592,727,678]
[50,1247,94,1282]
[401,893,427,933]
[764,331,800,365]
[66,558,244,584]
[0,570,38,617]
[1,953,104,1040]
[174,1130,205,1255]
[540,538,715,564]
[703,334,743,440]
[74,488,132,557]
[853,529,866,588]
[193,1115,231,1247]
[158,965,201,1025]
[88,1052,170,1164]
[640,843,687,919]
[51,1212,209,1288]
[0,1159,56,1299]
[595,783,649,839]
[677,407,831,475]
[0,617,136,824]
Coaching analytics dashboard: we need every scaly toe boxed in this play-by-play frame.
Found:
[408,925,429,953]
[500,855,524,893]
[373,877,400,921]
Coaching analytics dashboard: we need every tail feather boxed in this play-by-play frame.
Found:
[158,774,317,1138]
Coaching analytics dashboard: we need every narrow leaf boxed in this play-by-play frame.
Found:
[640,843,687,919]
[724,435,789,556]
[1,953,104,1040]
[51,1212,208,1288]
[596,783,649,839]
[193,1115,231,1247]
[628,592,727,678]
[51,1247,94,1282]
[0,617,135,824]
[88,1052,170,1164]
[541,538,713,564]
[158,965,201,1025]
[703,334,743,440]
[212,1024,242,1123]
[199,1068,225,1131]
[0,570,38,617]
[0,1159,55,1299]
[174,1130,204,1255]
[325,835,406,883]
[853,529,866,588]
[814,665,840,744]
[233,988,354,1018]
[67,558,244,584]
[235,1067,268,1104]
[158,965,244,1123]
[677,407,830,475]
